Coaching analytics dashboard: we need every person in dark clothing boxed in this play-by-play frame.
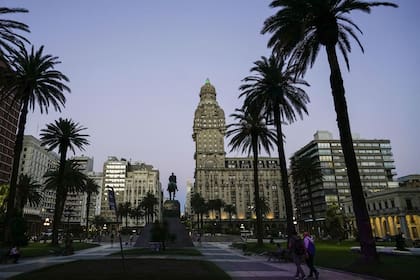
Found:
[304,232,319,279]
[9,246,20,264]
[289,231,307,279]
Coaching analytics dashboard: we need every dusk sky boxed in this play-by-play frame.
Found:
[4,0,419,210]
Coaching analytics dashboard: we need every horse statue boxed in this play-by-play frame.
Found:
[167,172,178,200]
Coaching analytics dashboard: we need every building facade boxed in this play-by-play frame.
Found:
[192,80,285,229]
[19,135,59,235]
[343,178,420,240]
[0,96,19,183]
[291,130,398,232]
[65,155,95,227]
[124,162,162,227]
[100,156,128,222]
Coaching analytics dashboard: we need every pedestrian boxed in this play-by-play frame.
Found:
[304,232,319,279]
[9,245,20,264]
[110,232,114,248]
[289,231,307,279]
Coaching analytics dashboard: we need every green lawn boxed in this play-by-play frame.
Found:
[113,247,202,256]
[10,259,231,280]
[19,242,99,258]
[233,240,420,280]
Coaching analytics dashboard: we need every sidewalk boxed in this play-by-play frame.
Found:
[0,242,382,280]
[196,242,382,280]
[0,243,121,279]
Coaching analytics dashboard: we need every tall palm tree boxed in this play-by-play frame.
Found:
[141,192,158,224]
[84,177,100,238]
[262,0,397,260]
[226,107,276,246]
[0,7,29,67]
[240,54,310,241]
[41,119,89,245]
[44,160,86,244]
[2,46,69,243]
[223,204,236,227]
[290,154,323,234]
[130,205,144,228]
[16,174,42,213]
[191,193,205,230]
[118,202,132,228]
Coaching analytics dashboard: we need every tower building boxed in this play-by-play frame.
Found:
[192,80,285,229]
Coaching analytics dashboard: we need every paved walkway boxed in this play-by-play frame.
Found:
[196,242,381,280]
[0,242,382,280]
[0,244,121,279]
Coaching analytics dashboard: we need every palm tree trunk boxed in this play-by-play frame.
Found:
[325,44,377,261]
[4,99,28,243]
[273,107,295,242]
[252,136,263,246]
[52,150,68,246]
[85,193,91,239]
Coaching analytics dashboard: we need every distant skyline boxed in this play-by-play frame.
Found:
[4,0,419,209]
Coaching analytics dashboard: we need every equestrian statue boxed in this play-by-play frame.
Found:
[167,172,178,200]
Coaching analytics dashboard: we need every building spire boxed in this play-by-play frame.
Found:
[205,78,210,84]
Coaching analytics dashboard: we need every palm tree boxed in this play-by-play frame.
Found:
[44,160,87,231]
[118,202,132,228]
[84,177,100,238]
[41,118,89,245]
[240,54,310,241]
[15,174,42,213]
[191,193,205,230]
[2,46,70,243]
[290,154,323,234]
[223,204,236,227]
[226,107,276,246]
[257,197,271,218]
[262,0,397,260]
[141,192,158,224]
[130,205,144,228]
[0,7,29,67]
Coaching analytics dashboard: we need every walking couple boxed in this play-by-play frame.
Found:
[289,231,319,280]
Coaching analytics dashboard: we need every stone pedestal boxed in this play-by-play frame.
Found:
[134,200,193,248]
[163,200,181,218]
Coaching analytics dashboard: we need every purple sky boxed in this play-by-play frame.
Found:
[4,0,419,210]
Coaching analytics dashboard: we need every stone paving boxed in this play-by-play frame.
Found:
[196,242,382,280]
[0,241,382,280]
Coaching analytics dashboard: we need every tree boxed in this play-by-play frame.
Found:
[141,192,158,224]
[117,202,132,228]
[223,204,236,227]
[257,197,271,218]
[226,107,276,246]
[262,0,397,261]
[290,154,323,234]
[129,205,144,228]
[208,198,225,225]
[41,118,89,245]
[325,204,347,242]
[191,193,205,230]
[240,54,309,241]
[44,160,87,244]
[16,174,42,213]
[0,7,29,66]
[84,177,100,238]
[2,46,70,243]
[92,215,107,231]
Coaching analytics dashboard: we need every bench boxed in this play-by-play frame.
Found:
[266,249,290,262]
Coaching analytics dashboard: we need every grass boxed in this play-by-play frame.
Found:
[232,240,420,280]
[19,242,99,258]
[112,247,202,256]
[10,259,231,280]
